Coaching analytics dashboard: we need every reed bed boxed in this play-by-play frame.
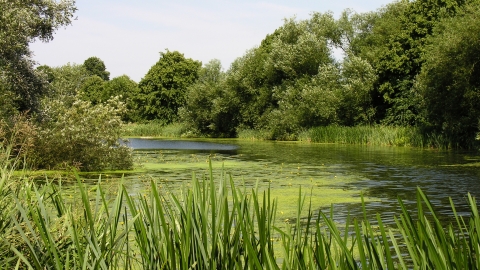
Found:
[122,122,187,138]
[237,128,273,141]
[305,126,438,147]
[1,160,480,269]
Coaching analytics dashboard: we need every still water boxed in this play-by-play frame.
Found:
[118,138,480,225]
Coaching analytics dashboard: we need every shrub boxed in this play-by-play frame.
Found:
[32,96,133,171]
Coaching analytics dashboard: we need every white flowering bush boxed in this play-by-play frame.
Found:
[32,96,132,171]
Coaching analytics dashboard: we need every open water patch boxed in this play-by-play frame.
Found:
[124,138,239,151]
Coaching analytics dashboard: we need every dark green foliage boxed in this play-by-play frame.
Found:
[0,0,76,116]
[36,65,55,83]
[417,3,480,148]
[361,0,466,125]
[180,60,238,137]
[79,75,105,105]
[137,50,201,123]
[337,55,377,126]
[104,75,140,122]
[0,83,18,120]
[83,56,110,81]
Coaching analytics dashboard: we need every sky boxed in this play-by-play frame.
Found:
[30,0,394,82]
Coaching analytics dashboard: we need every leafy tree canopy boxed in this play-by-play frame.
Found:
[137,50,201,123]
[79,75,105,104]
[417,2,480,147]
[221,13,336,130]
[84,56,110,81]
[180,59,237,137]
[46,63,89,102]
[104,75,139,122]
[347,0,470,125]
[0,0,76,115]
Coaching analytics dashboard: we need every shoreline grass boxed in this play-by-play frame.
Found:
[122,122,188,138]
[124,122,478,149]
[303,125,426,147]
[300,125,472,149]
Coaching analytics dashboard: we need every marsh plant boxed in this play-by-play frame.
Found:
[122,122,188,138]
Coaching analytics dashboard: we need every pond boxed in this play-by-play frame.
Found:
[114,138,480,225]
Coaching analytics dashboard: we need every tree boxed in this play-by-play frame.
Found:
[79,75,105,104]
[223,13,336,131]
[353,0,466,125]
[337,55,377,126]
[262,64,342,139]
[44,63,89,107]
[84,56,110,81]
[137,50,201,123]
[104,75,139,122]
[417,3,480,147]
[36,65,55,83]
[180,60,238,137]
[0,0,76,115]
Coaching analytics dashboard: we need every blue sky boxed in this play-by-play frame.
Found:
[31,0,394,82]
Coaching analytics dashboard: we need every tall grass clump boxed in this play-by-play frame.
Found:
[125,163,279,269]
[2,162,480,268]
[305,125,425,147]
[122,122,188,138]
[304,125,478,148]
[237,128,275,140]
[0,114,37,263]
[4,174,132,269]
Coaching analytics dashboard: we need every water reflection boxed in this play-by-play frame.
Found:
[125,138,238,151]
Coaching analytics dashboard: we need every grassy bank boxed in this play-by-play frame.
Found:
[2,161,480,269]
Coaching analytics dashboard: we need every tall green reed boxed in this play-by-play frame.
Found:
[2,162,480,269]
[305,125,421,146]
[8,176,132,269]
[124,162,279,269]
[305,125,480,149]
[122,122,187,138]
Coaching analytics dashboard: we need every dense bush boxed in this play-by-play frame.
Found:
[32,97,132,171]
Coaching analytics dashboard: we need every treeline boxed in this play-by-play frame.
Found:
[3,0,480,161]
[112,0,480,147]
[177,0,480,147]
